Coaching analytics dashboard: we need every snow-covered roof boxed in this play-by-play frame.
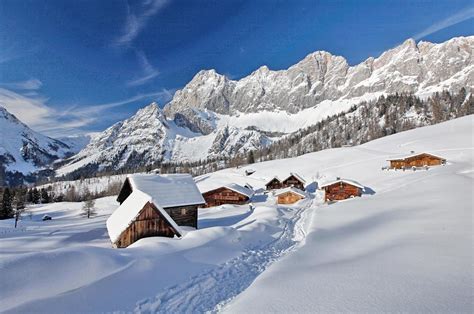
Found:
[319,178,365,189]
[387,152,446,161]
[283,172,306,184]
[274,187,306,198]
[128,173,205,208]
[265,176,281,185]
[201,183,254,198]
[106,190,182,244]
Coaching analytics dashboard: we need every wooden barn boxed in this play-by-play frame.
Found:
[265,173,306,191]
[387,153,446,169]
[107,174,205,248]
[281,173,306,191]
[201,183,254,207]
[320,178,364,202]
[265,176,282,190]
[275,187,306,204]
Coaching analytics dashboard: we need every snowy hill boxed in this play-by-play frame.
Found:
[1,116,472,312]
[57,36,473,176]
[0,106,73,185]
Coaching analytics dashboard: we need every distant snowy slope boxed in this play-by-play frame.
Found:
[0,105,72,181]
[224,116,474,313]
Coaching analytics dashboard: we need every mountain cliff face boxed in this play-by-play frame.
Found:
[57,36,473,177]
[164,36,473,134]
[0,106,73,185]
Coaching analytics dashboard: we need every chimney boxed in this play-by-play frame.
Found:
[336,177,341,180]
[410,150,415,154]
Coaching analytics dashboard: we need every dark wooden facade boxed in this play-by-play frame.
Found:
[323,182,362,202]
[202,187,250,207]
[277,191,304,204]
[114,202,179,248]
[117,179,133,204]
[266,178,282,190]
[281,174,305,191]
[163,204,198,228]
[388,153,446,169]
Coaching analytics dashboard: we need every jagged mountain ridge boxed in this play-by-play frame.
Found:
[164,36,473,134]
[57,36,473,177]
[0,105,73,185]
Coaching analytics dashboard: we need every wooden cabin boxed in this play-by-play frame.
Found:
[320,178,364,202]
[275,187,306,204]
[202,184,254,207]
[387,153,446,169]
[265,173,306,191]
[107,174,205,248]
[281,173,306,191]
[265,177,282,190]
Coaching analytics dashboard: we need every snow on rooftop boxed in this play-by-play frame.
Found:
[128,173,205,208]
[274,186,306,197]
[386,152,446,161]
[106,190,182,244]
[201,183,254,198]
[319,178,365,189]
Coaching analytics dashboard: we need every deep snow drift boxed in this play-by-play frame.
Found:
[0,115,472,313]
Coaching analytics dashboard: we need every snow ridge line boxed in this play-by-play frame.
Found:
[134,198,316,314]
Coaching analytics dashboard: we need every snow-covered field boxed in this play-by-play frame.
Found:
[1,115,472,313]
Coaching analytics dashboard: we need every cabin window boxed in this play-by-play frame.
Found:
[181,208,187,215]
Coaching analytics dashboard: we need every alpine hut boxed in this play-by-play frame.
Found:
[387,152,446,169]
[107,173,205,248]
[281,173,306,190]
[275,187,306,204]
[320,178,364,202]
[265,173,306,191]
[201,183,254,207]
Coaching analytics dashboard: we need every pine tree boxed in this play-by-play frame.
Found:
[13,191,26,228]
[32,188,41,204]
[40,188,51,204]
[247,151,255,164]
[81,198,96,219]
[1,188,14,220]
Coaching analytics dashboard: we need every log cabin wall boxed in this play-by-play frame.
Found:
[202,187,249,207]
[115,202,176,248]
[324,182,362,202]
[277,192,303,204]
[164,204,199,228]
[281,176,305,190]
[389,154,445,169]
[266,178,282,190]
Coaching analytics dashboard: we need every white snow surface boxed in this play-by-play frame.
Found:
[319,178,365,189]
[274,186,307,197]
[0,116,472,313]
[128,173,205,208]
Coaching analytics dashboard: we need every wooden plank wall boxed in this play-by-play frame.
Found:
[202,187,249,207]
[277,192,303,204]
[324,182,361,202]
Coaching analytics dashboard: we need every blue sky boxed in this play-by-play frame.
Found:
[0,0,472,137]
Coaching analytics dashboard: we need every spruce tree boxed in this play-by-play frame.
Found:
[1,188,14,219]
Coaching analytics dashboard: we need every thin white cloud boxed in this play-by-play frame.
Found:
[127,50,160,87]
[413,6,474,40]
[114,0,169,47]
[0,78,43,90]
[0,87,176,137]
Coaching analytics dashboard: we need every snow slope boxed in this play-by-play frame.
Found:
[0,115,472,313]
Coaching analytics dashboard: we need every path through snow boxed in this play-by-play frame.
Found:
[134,197,317,313]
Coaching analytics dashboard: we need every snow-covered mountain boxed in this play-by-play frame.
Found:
[164,36,473,134]
[56,103,270,176]
[0,106,73,184]
[58,36,473,176]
